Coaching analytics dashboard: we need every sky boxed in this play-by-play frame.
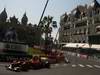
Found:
[0,0,100,39]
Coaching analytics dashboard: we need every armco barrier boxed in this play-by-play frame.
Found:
[88,56,100,63]
[64,51,100,62]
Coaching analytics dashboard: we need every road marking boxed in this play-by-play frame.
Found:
[72,64,76,67]
[51,63,100,69]
[51,64,59,68]
[0,64,8,66]
[86,65,93,68]
[78,64,85,67]
[55,64,59,66]
[0,64,4,66]
[94,65,100,68]
[62,63,67,66]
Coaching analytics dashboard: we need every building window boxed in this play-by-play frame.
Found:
[88,19,92,24]
[74,40,77,43]
[63,32,67,36]
[63,26,70,30]
[75,21,87,27]
[78,41,81,43]
[77,30,79,34]
[97,10,100,14]
[88,11,92,17]
[84,28,86,34]
[79,29,81,34]
[74,30,79,35]
[81,29,84,34]
[96,26,100,32]
[94,17,100,23]
[83,40,86,43]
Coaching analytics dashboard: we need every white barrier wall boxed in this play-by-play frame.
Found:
[0,42,5,52]
[0,42,28,52]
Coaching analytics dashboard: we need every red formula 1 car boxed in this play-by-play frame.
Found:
[5,56,50,72]
[5,60,29,72]
[30,56,50,69]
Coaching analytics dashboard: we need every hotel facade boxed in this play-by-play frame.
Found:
[59,0,100,45]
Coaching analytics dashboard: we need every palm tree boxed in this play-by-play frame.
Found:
[39,15,57,50]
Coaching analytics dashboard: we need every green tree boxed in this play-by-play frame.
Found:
[21,12,28,25]
[0,8,7,23]
[9,15,19,24]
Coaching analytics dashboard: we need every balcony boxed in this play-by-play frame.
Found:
[75,21,87,27]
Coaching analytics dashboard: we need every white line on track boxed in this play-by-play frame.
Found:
[94,65,100,68]
[62,64,67,66]
[78,64,85,67]
[86,65,93,68]
[72,64,76,67]
[55,64,59,66]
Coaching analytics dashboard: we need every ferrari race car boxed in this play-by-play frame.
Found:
[30,56,50,69]
[5,61,29,72]
[5,56,50,72]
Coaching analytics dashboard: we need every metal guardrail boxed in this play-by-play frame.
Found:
[88,56,100,63]
[64,51,100,63]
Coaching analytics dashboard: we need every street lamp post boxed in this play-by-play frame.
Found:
[38,0,49,26]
